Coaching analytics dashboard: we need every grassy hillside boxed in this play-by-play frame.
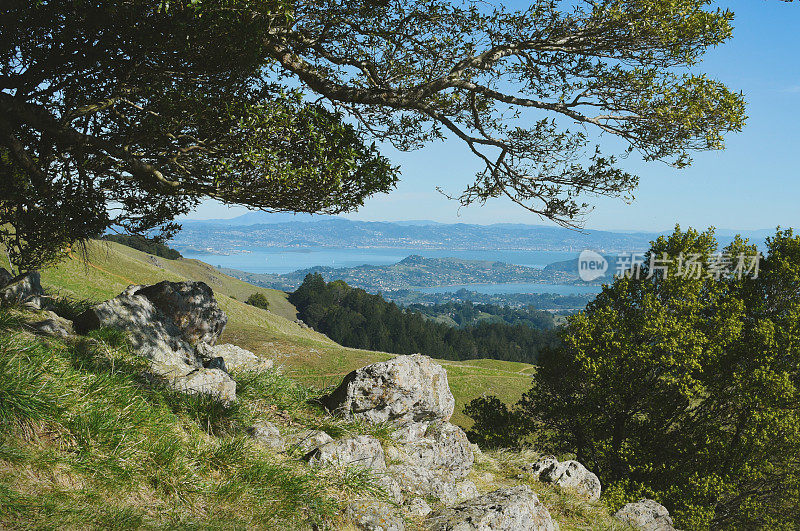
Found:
[39,240,535,428]
[0,308,625,530]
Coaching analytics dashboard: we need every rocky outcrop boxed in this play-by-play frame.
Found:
[321,354,455,424]
[388,465,477,506]
[393,421,474,479]
[614,499,675,530]
[208,343,273,372]
[307,435,386,471]
[75,282,239,403]
[425,485,556,531]
[172,367,236,403]
[290,429,335,454]
[345,500,406,531]
[529,456,601,501]
[321,354,477,508]
[249,420,285,450]
[0,271,44,306]
[135,281,226,345]
[75,291,199,368]
[29,311,74,338]
[407,498,432,517]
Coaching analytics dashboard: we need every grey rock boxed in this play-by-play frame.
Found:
[291,430,334,454]
[135,281,227,345]
[307,435,386,471]
[529,456,601,501]
[407,497,432,517]
[250,420,285,450]
[383,475,404,504]
[388,465,475,506]
[397,422,474,479]
[453,480,479,502]
[389,464,435,498]
[614,499,675,530]
[211,343,273,372]
[170,367,236,404]
[29,311,74,338]
[425,485,556,531]
[345,500,405,531]
[527,456,558,480]
[121,284,145,296]
[0,271,43,305]
[22,295,56,311]
[322,354,455,424]
[75,293,199,369]
[392,421,431,443]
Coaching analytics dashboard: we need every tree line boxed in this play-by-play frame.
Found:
[406,301,555,329]
[289,274,558,364]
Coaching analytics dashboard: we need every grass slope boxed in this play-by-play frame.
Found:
[40,240,534,428]
[0,308,627,530]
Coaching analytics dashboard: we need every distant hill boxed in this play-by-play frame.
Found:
[180,211,341,225]
[220,254,579,292]
[170,217,772,253]
[170,218,662,252]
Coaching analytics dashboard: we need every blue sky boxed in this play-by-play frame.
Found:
[185,1,800,232]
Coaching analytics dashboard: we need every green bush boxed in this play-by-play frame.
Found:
[245,292,270,310]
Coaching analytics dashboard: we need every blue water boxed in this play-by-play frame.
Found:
[417,283,603,296]
[180,247,603,295]
[181,247,579,275]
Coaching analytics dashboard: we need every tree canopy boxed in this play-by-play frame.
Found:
[470,227,800,528]
[1,1,748,270]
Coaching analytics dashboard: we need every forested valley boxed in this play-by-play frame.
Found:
[289,274,559,363]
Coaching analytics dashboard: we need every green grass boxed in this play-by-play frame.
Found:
[0,315,386,529]
[40,240,535,430]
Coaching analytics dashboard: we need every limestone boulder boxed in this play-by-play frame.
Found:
[425,485,556,531]
[74,292,199,369]
[407,498,432,517]
[29,311,74,338]
[210,343,273,372]
[388,465,477,506]
[307,435,386,471]
[345,500,405,531]
[290,430,335,454]
[169,367,236,404]
[614,499,675,530]
[249,420,284,450]
[0,271,43,305]
[395,421,474,479]
[135,281,227,345]
[321,354,455,424]
[529,456,601,501]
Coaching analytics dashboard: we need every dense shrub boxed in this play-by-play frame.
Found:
[245,292,270,310]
